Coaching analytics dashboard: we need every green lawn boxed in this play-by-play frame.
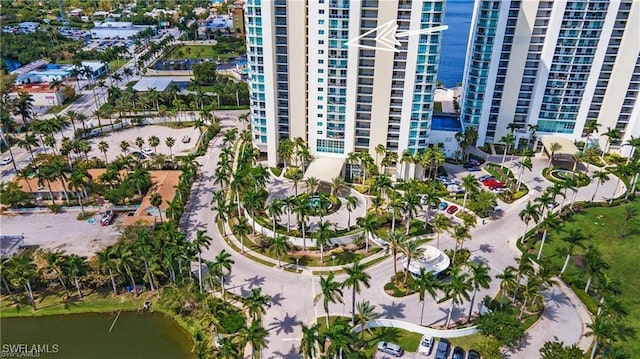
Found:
[165,45,239,61]
[361,327,422,357]
[527,200,640,357]
[108,59,128,72]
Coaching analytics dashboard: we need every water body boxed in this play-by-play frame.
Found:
[438,0,474,88]
[0,312,195,359]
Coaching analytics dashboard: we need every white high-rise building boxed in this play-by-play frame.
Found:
[244,0,446,178]
[461,0,640,156]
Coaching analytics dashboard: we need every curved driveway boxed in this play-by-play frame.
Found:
[184,122,622,358]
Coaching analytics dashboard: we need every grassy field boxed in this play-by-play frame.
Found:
[165,45,239,61]
[108,58,128,72]
[529,200,640,356]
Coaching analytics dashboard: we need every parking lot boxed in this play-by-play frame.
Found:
[1,212,121,258]
[84,124,200,162]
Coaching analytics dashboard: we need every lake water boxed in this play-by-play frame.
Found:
[0,312,195,359]
[438,0,474,88]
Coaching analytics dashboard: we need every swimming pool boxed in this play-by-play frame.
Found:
[431,116,462,132]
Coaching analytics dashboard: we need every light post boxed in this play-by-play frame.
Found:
[332,255,336,268]
[296,258,299,272]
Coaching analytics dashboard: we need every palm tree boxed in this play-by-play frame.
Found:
[402,190,422,235]
[354,300,378,336]
[314,273,344,327]
[547,142,563,167]
[356,212,378,252]
[400,149,413,180]
[66,254,88,298]
[148,135,160,154]
[42,250,70,298]
[375,144,386,169]
[587,315,616,359]
[583,119,601,150]
[433,214,450,249]
[209,249,235,297]
[620,204,638,238]
[7,252,38,310]
[291,170,304,196]
[516,155,533,190]
[135,136,145,148]
[232,216,251,253]
[330,176,346,196]
[239,320,269,359]
[96,247,119,295]
[512,255,534,302]
[461,174,480,213]
[559,228,587,276]
[386,231,406,284]
[244,287,270,321]
[268,235,290,268]
[500,133,516,167]
[345,195,358,229]
[98,141,110,163]
[519,201,540,243]
[441,266,472,328]
[150,192,163,223]
[466,262,491,322]
[582,245,608,294]
[537,212,560,260]
[266,199,284,235]
[601,127,621,158]
[119,140,129,155]
[298,321,320,359]
[400,239,424,286]
[193,230,212,293]
[450,224,471,262]
[165,137,175,157]
[342,260,371,325]
[304,176,319,195]
[314,220,333,263]
[496,266,517,307]
[295,197,312,249]
[415,268,440,325]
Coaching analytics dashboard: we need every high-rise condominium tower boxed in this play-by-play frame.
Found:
[461,0,640,155]
[244,0,446,178]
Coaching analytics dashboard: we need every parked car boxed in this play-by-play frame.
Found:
[463,160,480,169]
[418,335,434,355]
[447,205,459,214]
[377,341,404,357]
[434,338,450,359]
[100,210,115,226]
[467,349,481,359]
[478,175,494,182]
[142,147,154,155]
[439,202,449,210]
[0,157,12,166]
[452,347,466,359]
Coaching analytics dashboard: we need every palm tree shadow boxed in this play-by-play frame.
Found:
[270,344,302,359]
[245,274,266,289]
[365,326,402,345]
[545,288,570,307]
[541,303,559,322]
[267,312,298,335]
[380,301,406,319]
[269,292,285,307]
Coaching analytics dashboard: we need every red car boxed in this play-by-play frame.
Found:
[446,205,459,214]
[482,179,505,187]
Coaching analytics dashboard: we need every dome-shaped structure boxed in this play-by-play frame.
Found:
[403,245,450,277]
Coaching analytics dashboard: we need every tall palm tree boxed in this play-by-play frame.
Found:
[466,262,491,322]
[461,174,480,213]
[66,254,88,298]
[96,247,119,295]
[342,260,371,325]
[244,287,270,321]
[266,199,284,236]
[330,176,346,197]
[433,214,450,249]
[559,228,587,276]
[355,300,378,336]
[295,197,312,249]
[400,239,424,286]
[500,132,516,167]
[512,255,534,302]
[210,249,235,297]
[165,137,175,157]
[304,176,319,195]
[582,245,608,294]
[298,321,320,359]
[7,252,38,310]
[586,315,616,359]
[314,273,344,327]
[357,212,378,252]
[450,224,471,262]
[268,235,290,268]
[98,141,110,163]
[441,266,472,328]
[402,190,422,235]
[239,320,269,359]
[150,192,164,223]
[386,231,406,284]
[519,201,541,243]
[415,268,440,325]
[516,155,533,190]
[193,230,212,293]
[345,195,358,229]
[547,142,563,167]
[537,212,560,260]
[496,266,517,307]
[314,220,333,263]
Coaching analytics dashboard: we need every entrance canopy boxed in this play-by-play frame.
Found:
[303,157,344,182]
[541,136,579,162]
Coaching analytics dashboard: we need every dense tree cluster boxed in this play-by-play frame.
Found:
[0,30,83,65]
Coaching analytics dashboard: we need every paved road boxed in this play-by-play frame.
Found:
[179,121,623,357]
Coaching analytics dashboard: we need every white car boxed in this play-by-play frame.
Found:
[142,147,153,155]
[418,335,434,355]
[0,157,13,166]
